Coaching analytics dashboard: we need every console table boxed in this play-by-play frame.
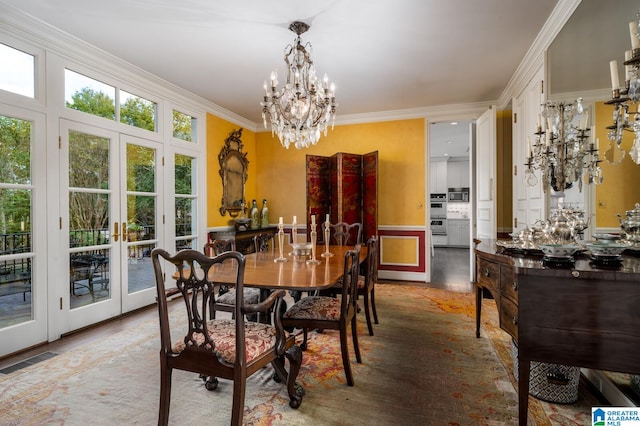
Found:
[474,239,640,425]
[208,226,277,254]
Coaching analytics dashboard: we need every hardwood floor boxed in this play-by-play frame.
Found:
[429,247,472,292]
[0,246,473,370]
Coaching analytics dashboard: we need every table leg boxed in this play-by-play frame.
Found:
[475,285,483,338]
[518,357,530,426]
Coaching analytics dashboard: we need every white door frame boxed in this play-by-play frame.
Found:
[0,104,48,357]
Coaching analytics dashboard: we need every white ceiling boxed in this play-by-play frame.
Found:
[0,0,559,126]
[430,120,472,159]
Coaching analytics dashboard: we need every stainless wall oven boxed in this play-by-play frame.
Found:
[430,219,447,235]
[430,201,447,218]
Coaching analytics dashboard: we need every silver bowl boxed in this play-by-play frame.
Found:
[539,243,581,259]
[584,241,628,257]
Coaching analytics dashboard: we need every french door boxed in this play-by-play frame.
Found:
[0,105,47,356]
[60,120,161,332]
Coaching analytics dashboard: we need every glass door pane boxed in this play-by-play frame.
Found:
[68,130,112,309]
[61,120,121,332]
[120,135,160,312]
[0,112,33,325]
[0,107,46,357]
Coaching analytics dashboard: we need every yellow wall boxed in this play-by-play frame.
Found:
[249,119,426,227]
[594,101,640,227]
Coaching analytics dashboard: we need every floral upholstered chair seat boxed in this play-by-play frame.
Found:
[217,287,261,305]
[172,319,283,364]
[283,296,342,321]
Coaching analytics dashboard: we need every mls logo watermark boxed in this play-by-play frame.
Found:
[593,407,640,426]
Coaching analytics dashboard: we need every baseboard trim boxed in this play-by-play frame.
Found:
[378,270,426,282]
[581,369,636,406]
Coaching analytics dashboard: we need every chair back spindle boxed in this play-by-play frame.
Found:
[322,222,362,246]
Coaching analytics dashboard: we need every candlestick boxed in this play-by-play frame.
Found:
[307,222,321,264]
[321,221,334,257]
[291,216,297,244]
[274,222,288,263]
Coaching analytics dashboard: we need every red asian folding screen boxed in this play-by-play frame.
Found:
[306,151,378,243]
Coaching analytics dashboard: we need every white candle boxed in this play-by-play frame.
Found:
[325,214,330,223]
[610,60,620,91]
[311,215,316,225]
[626,50,633,81]
[583,111,589,130]
[537,114,541,129]
[292,216,297,224]
[631,22,640,50]
[279,216,283,225]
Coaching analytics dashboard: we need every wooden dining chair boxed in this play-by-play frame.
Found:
[253,232,275,253]
[204,239,261,320]
[281,245,362,386]
[151,248,303,426]
[204,238,236,296]
[322,221,363,246]
[357,236,379,336]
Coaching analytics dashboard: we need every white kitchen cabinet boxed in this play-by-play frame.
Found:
[432,234,448,247]
[430,160,448,194]
[447,160,469,189]
[447,219,470,247]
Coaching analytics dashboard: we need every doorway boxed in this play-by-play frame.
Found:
[428,121,473,289]
[60,120,161,333]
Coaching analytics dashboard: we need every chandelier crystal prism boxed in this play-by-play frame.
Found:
[260,21,337,149]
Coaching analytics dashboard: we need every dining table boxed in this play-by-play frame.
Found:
[172,245,366,323]
[214,245,365,291]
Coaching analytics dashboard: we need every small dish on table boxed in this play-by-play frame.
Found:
[539,243,581,264]
[584,241,628,263]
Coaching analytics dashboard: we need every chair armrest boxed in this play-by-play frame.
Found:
[242,289,285,314]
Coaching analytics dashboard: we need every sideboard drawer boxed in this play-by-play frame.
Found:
[499,265,518,305]
[477,257,499,292]
[499,296,518,340]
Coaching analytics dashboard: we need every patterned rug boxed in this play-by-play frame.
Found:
[0,284,598,425]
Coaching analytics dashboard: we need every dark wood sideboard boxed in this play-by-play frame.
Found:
[474,239,640,425]
[208,226,277,255]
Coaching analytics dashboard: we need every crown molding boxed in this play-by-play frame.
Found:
[498,0,582,108]
[0,3,255,130]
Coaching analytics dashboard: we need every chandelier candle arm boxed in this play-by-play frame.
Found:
[607,8,640,165]
[525,98,602,192]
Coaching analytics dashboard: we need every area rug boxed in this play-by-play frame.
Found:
[0,284,597,425]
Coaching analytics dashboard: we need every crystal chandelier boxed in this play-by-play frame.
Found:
[524,98,602,193]
[606,8,640,165]
[261,21,337,149]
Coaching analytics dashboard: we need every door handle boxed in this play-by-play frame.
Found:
[113,222,119,242]
[122,222,128,242]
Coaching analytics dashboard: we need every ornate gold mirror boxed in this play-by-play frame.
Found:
[219,128,248,217]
